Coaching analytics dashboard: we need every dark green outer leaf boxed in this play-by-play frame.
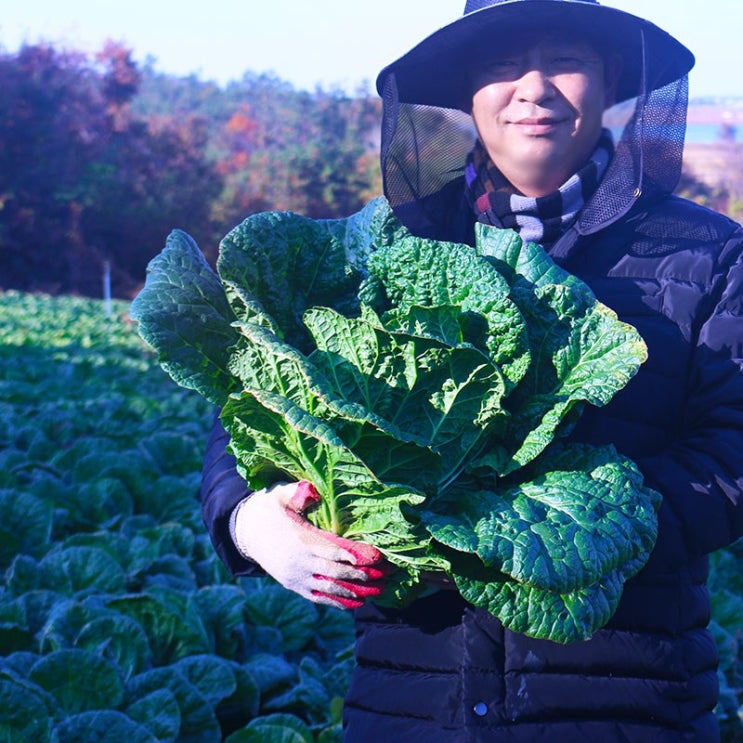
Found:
[52,710,158,743]
[0,677,54,741]
[217,197,400,353]
[242,584,319,653]
[473,230,648,475]
[38,547,126,597]
[0,490,54,567]
[130,229,239,407]
[127,667,222,743]
[225,713,314,743]
[505,295,646,471]
[38,599,150,680]
[454,561,627,643]
[425,444,659,592]
[125,688,181,743]
[29,648,124,715]
[78,614,150,680]
[194,585,249,660]
[172,654,237,706]
[105,592,210,666]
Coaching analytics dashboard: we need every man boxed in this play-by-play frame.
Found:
[201,1,743,739]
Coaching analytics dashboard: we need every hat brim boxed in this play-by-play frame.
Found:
[376,1,695,110]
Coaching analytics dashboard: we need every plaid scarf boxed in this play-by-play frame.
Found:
[464,129,614,246]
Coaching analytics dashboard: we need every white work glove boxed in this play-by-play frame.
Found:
[231,480,388,609]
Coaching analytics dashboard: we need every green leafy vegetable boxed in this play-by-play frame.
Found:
[131,196,660,643]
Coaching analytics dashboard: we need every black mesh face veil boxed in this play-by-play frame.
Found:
[379,28,689,241]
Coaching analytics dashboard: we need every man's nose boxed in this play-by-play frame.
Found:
[515,68,555,104]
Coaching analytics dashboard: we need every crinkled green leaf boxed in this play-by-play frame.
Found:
[125,688,181,743]
[17,590,65,635]
[454,559,626,643]
[127,667,222,743]
[172,654,237,706]
[242,653,297,696]
[37,546,126,598]
[499,294,647,474]
[218,198,400,353]
[225,713,314,743]
[130,228,240,407]
[474,227,648,474]
[263,658,331,726]
[476,221,589,292]
[242,583,319,653]
[360,233,530,389]
[38,599,142,665]
[313,606,356,655]
[105,591,210,666]
[74,477,134,529]
[218,662,262,725]
[0,489,54,567]
[194,585,249,660]
[0,676,54,741]
[305,305,508,485]
[425,444,660,592]
[4,554,40,595]
[75,613,150,681]
[228,317,440,491]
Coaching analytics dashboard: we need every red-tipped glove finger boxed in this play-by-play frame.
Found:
[307,572,387,609]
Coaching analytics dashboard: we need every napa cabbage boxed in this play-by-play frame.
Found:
[131,196,660,643]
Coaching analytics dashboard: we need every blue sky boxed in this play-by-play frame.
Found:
[0,1,739,100]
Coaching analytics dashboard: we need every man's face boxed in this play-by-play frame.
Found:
[470,35,618,197]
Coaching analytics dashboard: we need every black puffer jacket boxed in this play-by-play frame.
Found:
[199,187,743,742]
[340,186,743,742]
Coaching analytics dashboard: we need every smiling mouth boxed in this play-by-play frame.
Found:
[513,118,564,134]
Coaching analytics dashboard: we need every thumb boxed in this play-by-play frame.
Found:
[269,480,320,513]
[286,480,321,513]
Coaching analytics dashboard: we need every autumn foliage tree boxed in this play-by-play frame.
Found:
[134,70,383,248]
[209,87,381,229]
[0,43,221,297]
[0,44,383,298]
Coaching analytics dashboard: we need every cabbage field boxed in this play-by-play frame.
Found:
[0,291,355,742]
[0,290,741,741]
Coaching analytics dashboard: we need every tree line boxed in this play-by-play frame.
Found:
[1,41,737,300]
[0,42,382,298]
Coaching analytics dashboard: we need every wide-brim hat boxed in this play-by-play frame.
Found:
[376,0,695,111]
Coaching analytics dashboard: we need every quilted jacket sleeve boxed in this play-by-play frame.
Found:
[200,412,263,576]
[637,227,743,567]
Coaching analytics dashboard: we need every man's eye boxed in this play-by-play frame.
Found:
[552,56,587,70]
[485,60,518,75]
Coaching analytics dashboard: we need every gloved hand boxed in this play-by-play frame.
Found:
[231,480,388,609]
